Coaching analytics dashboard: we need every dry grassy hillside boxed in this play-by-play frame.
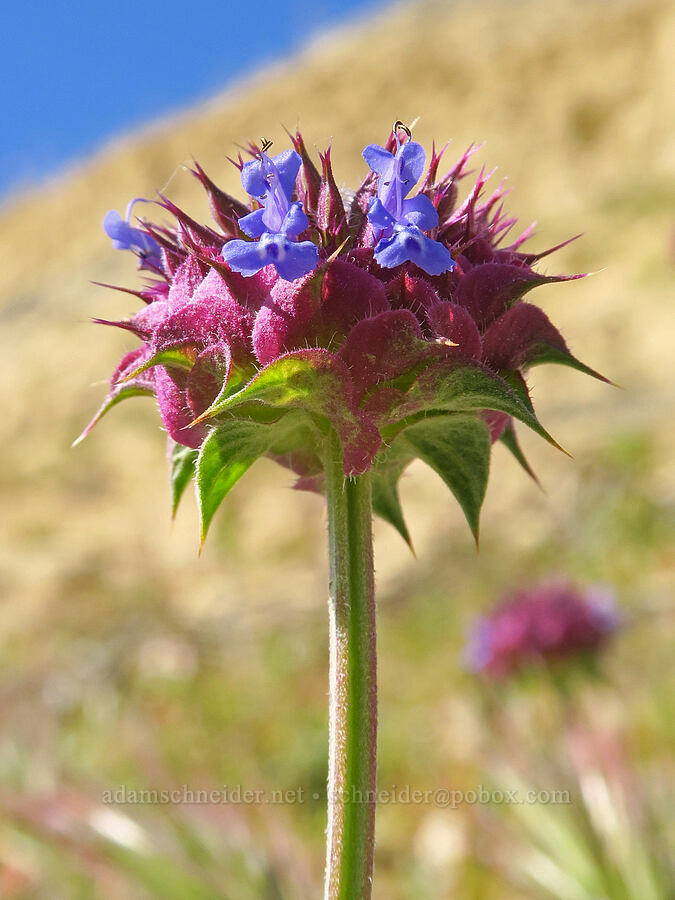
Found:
[0,0,673,896]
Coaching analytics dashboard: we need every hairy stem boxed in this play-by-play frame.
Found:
[324,429,377,900]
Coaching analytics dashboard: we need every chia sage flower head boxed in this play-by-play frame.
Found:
[465,580,619,679]
[78,123,608,546]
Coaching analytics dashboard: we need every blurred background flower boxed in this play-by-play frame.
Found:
[465,579,619,680]
[1,0,673,897]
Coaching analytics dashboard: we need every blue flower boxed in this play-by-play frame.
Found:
[371,223,456,276]
[362,136,454,275]
[103,198,162,270]
[222,148,319,281]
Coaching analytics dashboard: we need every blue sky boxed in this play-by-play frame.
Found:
[2,0,383,202]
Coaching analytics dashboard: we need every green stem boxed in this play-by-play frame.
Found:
[324,429,377,900]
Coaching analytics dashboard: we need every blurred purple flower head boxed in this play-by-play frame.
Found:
[81,125,608,543]
[103,198,162,271]
[465,580,619,679]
